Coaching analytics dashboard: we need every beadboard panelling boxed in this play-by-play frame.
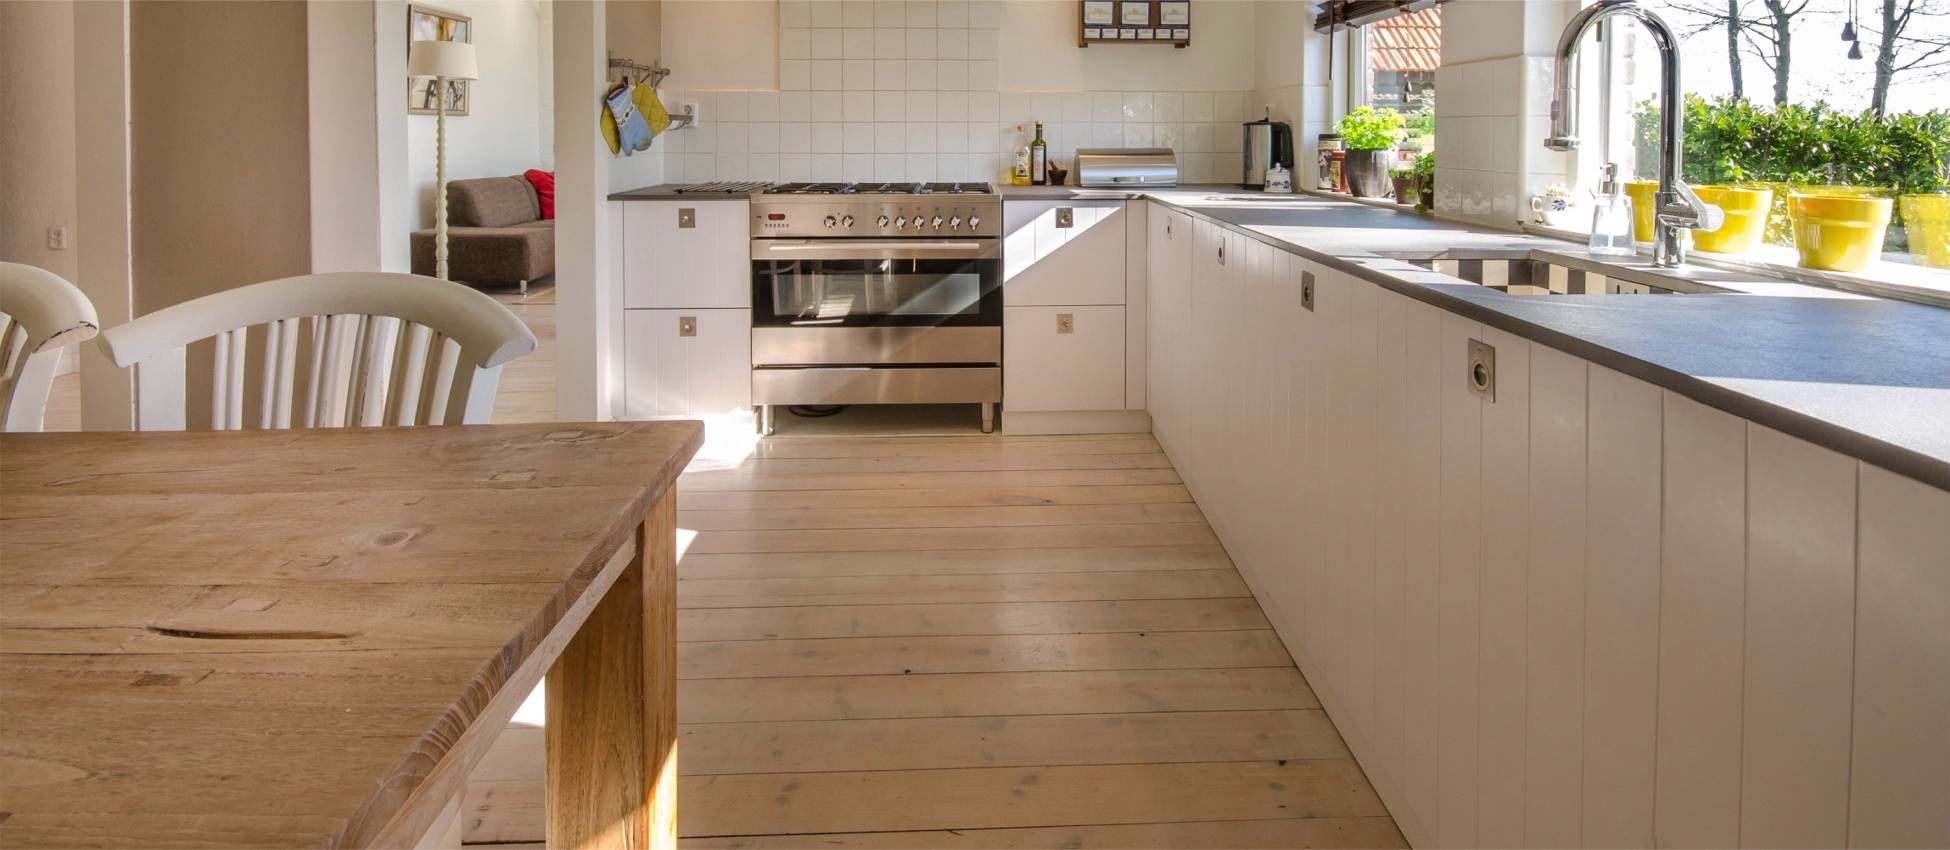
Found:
[1476,325,1530,850]
[1435,311,1484,849]
[1523,342,1587,849]
[1849,464,1950,850]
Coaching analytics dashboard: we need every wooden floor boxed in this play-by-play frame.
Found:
[36,286,1404,848]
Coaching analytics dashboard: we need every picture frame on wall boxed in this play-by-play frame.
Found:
[1119,0,1151,25]
[1082,0,1115,26]
[1159,1,1190,25]
[1079,0,1190,47]
[407,3,471,116]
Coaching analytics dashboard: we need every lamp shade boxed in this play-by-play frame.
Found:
[407,40,478,80]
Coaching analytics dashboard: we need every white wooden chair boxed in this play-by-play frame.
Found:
[1,262,100,432]
[99,271,536,430]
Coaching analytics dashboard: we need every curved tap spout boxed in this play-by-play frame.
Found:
[1543,0,1720,266]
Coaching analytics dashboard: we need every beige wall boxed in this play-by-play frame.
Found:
[130,0,312,314]
[0,0,80,285]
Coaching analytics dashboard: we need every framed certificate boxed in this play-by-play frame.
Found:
[1159,1,1190,25]
[1120,0,1150,25]
[1137,28,1154,39]
[1119,27,1136,38]
[1082,0,1114,25]
[1173,27,1190,39]
[1079,1,1190,47]
[1083,26,1102,37]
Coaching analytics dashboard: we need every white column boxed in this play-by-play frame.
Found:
[308,0,383,274]
[552,0,615,420]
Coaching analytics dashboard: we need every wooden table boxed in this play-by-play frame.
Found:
[0,422,703,849]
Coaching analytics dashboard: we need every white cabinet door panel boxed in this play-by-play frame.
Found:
[1741,425,1856,850]
[1001,201,1126,306]
[1435,311,1484,850]
[1656,391,1748,849]
[623,308,750,418]
[1850,465,1950,850]
[1476,326,1530,850]
[1582,365,1663,849]
[1524,343,1588,849]
[1003,305,1125,412]
[623,201,750,309]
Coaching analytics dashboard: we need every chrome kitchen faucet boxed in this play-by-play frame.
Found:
[1545,0,1722,267]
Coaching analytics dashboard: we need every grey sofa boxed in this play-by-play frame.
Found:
[410,176,554,290]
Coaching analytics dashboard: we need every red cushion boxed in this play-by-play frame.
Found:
[523,169,556,220]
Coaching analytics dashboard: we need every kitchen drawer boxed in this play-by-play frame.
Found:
[1001,200,1126,307]
[1003,304,1125,412]
[623,308,751,418]
[622,200,750,309]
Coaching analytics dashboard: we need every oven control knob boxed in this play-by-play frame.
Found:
[842,215,855,228]
[877,215,891,227]
[968,215,981,229]
[930,215,944,229]
[949,215,962,230]
[894,216,907,229]
[823,214,837,229]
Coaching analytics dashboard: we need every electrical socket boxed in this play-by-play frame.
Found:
[681,102,702,127]
[47,227,68,251]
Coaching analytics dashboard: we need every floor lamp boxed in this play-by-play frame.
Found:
[407,39,479,281]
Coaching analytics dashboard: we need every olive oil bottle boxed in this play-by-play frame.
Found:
[1030,121,1048,185]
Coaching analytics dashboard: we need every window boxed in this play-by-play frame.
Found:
[1595,0,1950,269]
[1331,4,1441,154]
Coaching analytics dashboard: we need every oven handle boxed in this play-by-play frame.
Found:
[751,239,999,260]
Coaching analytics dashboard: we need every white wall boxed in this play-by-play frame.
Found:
[661,0,776,90]
[997,0,1256,92]
[405,0,551,229]
[0,0,80,285]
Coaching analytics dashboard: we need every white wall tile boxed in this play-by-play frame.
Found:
[905,0,936,27]
[1125,122,1154,147]
[1154,91,1183,123]
[1092,122,1124,146]
[939,121,969,152]
[875,59,905,89]
[968,60,997,91]
[843,153,874,179]
[1154,122,1181,150]
[875,27,906,58]
[937,0,967,27]
[999,92,1030,122]
[781,60,812,91]
[842,90,874,121]
[937,59,968,90]
[781,0,812,29]
[749,91,780,118]
[906,121,936,150]
[780,122,812,153]
[907,59,937,89]
[966,90,998,121]
[715,152,748,179]
[810,27,842,58]
[811,120,842,152]
[938,27,968,59]
[968,0,1000,28]
[1092,91,1124,122]
[842,0,874,27]
[812,153,842,180]
[968,28,998,60]
[905,90,937,121]
[811,59,843,90]
[843,121,875,152]
[1122,92,1154,122]
[1184,120,1212,152]
[905,152,937,179]
[1213,151,1242,180]
[717,92,750,122]
[1061,92,1092,122]
[812,91,842,117]
[749,122,780,154]
[906,27,936,58]
[781,27,811,59]
[747,153,780,180]
[1214,90,1245,122]
[937,91,968,120]
[1061,121,1089,151]
[810,0,844,27]
[845,57,874,88]
[842,27,874,58]
[876,121,906,152]
[1184,91,1215,122]
[874,90,906,120]
[874,0,905,27]
[780,92,812,122]
[716,123,748,153]
[1486,57,1521,117]
[780,152,812,181]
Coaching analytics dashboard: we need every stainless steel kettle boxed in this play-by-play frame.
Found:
[1241,112,1295,189]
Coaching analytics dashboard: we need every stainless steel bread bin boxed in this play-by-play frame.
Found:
[1075,148,1178,188]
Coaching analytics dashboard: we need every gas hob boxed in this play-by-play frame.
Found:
[751,182,1001,238]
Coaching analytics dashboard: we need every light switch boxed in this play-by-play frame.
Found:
[1056,313,1075,334]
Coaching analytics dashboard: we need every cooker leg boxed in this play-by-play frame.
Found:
[980,402,994,434]
[760,404,777,436]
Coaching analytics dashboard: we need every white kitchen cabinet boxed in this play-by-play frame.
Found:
[1001,200,1126,307]
[622,308,750,418]
[622,200,750,309]
[1002,305,1124,412]
[1145,202,1194,458]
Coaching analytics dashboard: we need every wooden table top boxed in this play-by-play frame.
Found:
[0,421,704,849]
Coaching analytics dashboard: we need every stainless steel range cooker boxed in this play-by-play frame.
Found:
[748,182,1003,434]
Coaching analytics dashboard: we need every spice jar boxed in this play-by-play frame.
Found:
[1317,133,1345,191]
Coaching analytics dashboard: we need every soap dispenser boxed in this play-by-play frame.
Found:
[1589,163,1635,256]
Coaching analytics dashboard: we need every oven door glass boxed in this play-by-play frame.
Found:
[753,251,1001,327]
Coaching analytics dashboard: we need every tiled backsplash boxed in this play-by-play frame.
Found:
[655,0,1250,184]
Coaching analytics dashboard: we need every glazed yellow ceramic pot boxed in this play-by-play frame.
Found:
[1900,193,1950,270]
[1625,180,1658,241]
[1689,185,1773,255]
[1786,192,1893,272]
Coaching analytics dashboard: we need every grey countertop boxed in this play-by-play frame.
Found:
[1130,189,1950,489]
[608,184,756,201]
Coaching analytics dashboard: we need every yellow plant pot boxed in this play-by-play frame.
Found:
[1625,180,1658,242]
[1786,192,1893,272]
[1900,193,1950,270]
[1689,186,1773,255]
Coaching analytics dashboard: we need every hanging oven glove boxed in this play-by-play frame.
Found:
[599,80,628,155]
[603,80,653,156]
[639,84,671,140]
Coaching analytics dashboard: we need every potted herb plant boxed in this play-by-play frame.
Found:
[1412,151,1435,211]
[1391,166,1418,205]
[1336,106,1406,199]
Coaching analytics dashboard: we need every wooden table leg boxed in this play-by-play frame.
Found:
[546,489,678,850]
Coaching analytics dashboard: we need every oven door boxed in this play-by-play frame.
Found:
[751,238,1001,328]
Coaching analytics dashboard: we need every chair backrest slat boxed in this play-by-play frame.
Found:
[0,262,100,432]
[98,272,534,432]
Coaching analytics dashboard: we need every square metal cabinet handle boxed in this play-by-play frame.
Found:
[677,207,696,229]
[1057,313,1075,334]
[678,316,698,337]
[1055,208,1074,228]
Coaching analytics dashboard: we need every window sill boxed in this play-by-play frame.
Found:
[1520,223,1950,310]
